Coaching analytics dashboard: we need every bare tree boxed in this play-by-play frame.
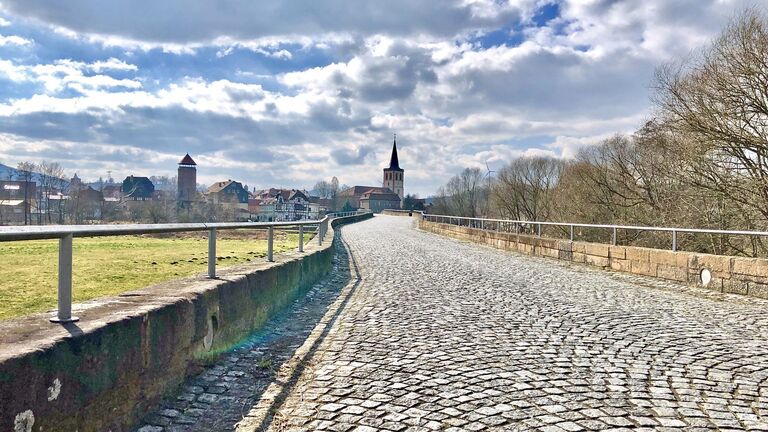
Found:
[16,162,35,225]
[37,161,66,224]
[492,156,565,222]
[654,9,768,226]
[403,194,424,211]
[330,176,341,211]
[312,180,334,199]
[311,177,342,210]
[436,168,485,217]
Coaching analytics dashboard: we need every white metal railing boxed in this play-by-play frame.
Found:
[326,209,371,219]
[0,213,370,323]
[423,213,768,254]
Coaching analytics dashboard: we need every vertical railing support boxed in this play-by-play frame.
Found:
[537,223,542,237]
[570,225,574,242]
[672,230,677,252]
[51,234,78,323]
[267,226,274,262]
[318,221,324,246]
[612,227,617,246]
[208,228,216,278]
[298,225,304,252]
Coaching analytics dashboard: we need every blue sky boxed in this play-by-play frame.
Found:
[0,0,756,195]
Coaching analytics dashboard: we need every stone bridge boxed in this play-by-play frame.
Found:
[137,215,768,432]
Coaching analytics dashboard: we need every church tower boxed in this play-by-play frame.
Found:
[383,135,404,207]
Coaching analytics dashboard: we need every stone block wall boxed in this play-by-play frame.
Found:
[0,213,372,432]
[381,209,422,217]
[420,219,768,300]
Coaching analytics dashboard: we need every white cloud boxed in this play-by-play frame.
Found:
[0,0,527,44]
[0,0,760,195]
[0,34,31,46]
[88,57,137,72]
[0,59,27,81]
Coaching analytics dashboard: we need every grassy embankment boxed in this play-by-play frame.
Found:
[0,231,302,320]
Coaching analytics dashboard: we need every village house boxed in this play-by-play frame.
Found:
[308,196,331,218]
[337,186,392,210]
[121,176,155,201]
[250,188,316,221]
[207,179,249,220]
[360,189,402,213]
[0,180,36,224]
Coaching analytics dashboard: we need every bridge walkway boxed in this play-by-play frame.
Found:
[257,215,768,431]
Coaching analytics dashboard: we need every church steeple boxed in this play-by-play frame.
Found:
[383,133,404,208]
[388,134,402,171]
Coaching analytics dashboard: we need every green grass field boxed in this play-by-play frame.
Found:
[0,232,300,320]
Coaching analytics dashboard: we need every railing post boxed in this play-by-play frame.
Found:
[208,228,216,278]
[537,223,542,237]
[298,224,304,252]
[612,227,617,246]
[570,225,574,242]
[267,226,274,262]
[51,234,77,323]
[672,230,677,252]
[318,222,324,246]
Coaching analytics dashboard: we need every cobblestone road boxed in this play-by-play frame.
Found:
[259,215,768,432]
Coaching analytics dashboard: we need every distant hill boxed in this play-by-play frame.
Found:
[0,162,42,182]
[0,162,68,186]
[0,163,19,181]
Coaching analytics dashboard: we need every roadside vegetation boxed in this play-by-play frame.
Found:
[433,9,768,257]
[0,232,300,320]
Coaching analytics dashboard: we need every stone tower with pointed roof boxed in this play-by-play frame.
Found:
[177,153,197,207]
[383,135,404,208]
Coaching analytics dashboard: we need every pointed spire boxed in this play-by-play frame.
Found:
[179,153,197,166]
[388,133,401,170]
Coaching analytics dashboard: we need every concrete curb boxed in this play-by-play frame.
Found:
[235,232,364,432]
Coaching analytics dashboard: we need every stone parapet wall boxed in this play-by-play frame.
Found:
[420,219,768,299]
[381,209,422,218]
[0,213,372,432]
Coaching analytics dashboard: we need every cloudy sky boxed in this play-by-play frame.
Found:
[0,0,756,195]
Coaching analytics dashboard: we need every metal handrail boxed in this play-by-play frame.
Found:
[0,216,347,323]
[0,220,322,241]
[326,210,369,218]
[423,213,768,253]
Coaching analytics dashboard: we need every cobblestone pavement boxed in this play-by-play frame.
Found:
[259,215,768,432]
[134,236,354,432]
